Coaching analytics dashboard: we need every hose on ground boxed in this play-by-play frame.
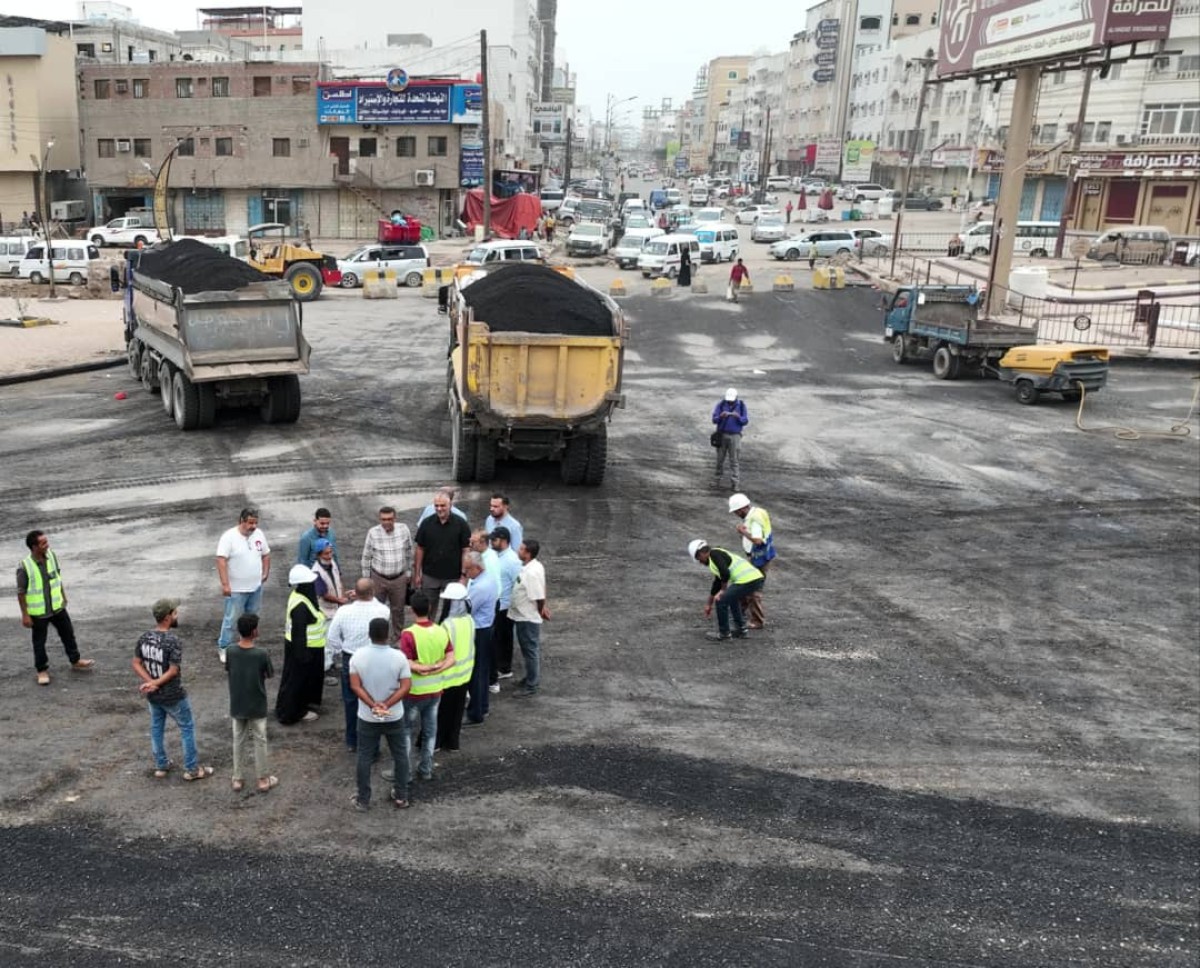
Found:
[1074,375,1200,441]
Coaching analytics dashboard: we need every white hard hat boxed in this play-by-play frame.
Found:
[728,493,751,513]
[724,387,738,402]
[440,582,468,600]
[687,539,709,560]
[288,564,317,585]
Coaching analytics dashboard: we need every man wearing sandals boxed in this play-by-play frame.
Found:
[133,598,214,783]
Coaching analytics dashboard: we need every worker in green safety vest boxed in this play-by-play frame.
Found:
[275,564,328,725]
[728,493,777,630]
[436,582,476,752]
[16,529,95,686]
[397,591,454,782]
[688,539,764,642]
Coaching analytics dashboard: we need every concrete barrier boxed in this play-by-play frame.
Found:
[363,268,398,299]
[812,266,846,290]
[608,278,627,297]
[651,277,672,297]
[421,266,455,298]
[772,274,795,292]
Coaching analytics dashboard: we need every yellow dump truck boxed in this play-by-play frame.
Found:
[443,263,627,484]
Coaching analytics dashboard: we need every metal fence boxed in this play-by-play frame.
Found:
[1001,288,1200,351]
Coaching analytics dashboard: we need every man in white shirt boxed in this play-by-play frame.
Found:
[508,538,550,697]
[215,508,271,663]
[326,578,391,753]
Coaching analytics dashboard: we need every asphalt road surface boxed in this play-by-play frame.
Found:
[1,280,1197,966]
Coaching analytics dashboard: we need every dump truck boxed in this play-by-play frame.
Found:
[883,284,1037,379]
[442,262,627,484]
[117,239,311,430]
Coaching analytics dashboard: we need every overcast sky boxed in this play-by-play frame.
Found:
[36,1,792,113]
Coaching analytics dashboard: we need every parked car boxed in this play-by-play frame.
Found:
[799,180,827,195]
[765,175,792,191]
[734,205,781,225]
[463,240,545,265]
[689,188,711,206]
[768,230,857,260]
[88,214,159,248]
[1086,225,1173,265]
[336,243,430,288]
[848,183,890,202]
[566,221,613,257]
[734,193,779,209]
[539,188,565,212]
[694,225,740,263]
[611,227,665,268]
[751,216,788,243]
[621,198,647,218]
[19,242,102,285]
[858,232,894,255]
[0,235,37,275]
[694,207,725,225]
[623,214,655,231]
[894,193,945,211]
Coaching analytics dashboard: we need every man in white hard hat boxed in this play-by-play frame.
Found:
[728,493,776,630]
[711,388,748,490]
[688,539,764,641]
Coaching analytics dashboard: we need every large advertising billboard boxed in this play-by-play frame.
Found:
[842,140,876,183]
[937,0,1176,77]
[531,102,565,142]
[317,81,483,125]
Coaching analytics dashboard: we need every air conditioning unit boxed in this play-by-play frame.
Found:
[415,169,436,186]
[1152,56,1170,71]
[298,138,309,148]
[1116,134,1129,144]
[116,139,132,152]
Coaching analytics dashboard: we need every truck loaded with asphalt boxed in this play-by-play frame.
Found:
[116,239,311,430]
[442,263,626,484]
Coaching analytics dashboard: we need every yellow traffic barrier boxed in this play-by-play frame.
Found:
[738,277,754,296]
[773,274,795,292]
[651,277,673,297]
[608,278,627,296]
[421,266,456,298]
[812,266,845,290]
[363,268,398,299]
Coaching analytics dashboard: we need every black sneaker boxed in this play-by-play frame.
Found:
[732,629,749,639]
[515,686,539,698]
[705,632,732,641]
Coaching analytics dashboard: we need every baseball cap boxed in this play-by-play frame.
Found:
[725,387,738,402]
[313,538,332,553]
[152,598,180,621]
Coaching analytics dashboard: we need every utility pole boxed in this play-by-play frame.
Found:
[563,116,573,186]
[758,105,772,193]
[890,54,934,279]
[1054,66,1093,258]
[31,137,57,299]
[480,30,492,238]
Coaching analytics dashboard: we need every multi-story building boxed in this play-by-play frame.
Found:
[696,56,751,174]
[77,60,475,239]
[0,19,82,228]
[198,5,303,59]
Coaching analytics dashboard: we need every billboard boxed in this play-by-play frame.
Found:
[938,0,1177,77]
[532,102,565,142]
[842,140,876,182]
[317,81,483,125]
[814,136,841,173]
[460,140,484,188]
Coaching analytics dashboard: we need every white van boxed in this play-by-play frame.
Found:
[693,225,740,263]
[963,220,1062,258]
[0,236,37,275]
[664,188,684,208]
[638,233,701,278]
[19,242,102,285]
[766,176,791,191]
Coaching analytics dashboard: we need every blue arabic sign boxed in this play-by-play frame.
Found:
[317,82,483,125]
[460,141,484,187]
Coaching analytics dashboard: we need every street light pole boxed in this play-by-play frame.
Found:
[32,137,57,298]
[604,95,636,180]
[890,54,935,279]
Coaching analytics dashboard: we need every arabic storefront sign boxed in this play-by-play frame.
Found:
[815,32,839,50]
[929,146,976,169]
[815,51,837,68]
[813,69,836,83]
[815,136,842,173]
[317,82,483,125]
[937,0,1176,77]
[980,149,1056,173]
[1058,150,1200,173]
[459,140,484,188]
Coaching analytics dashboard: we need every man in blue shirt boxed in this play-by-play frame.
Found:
[484,493,523,553]
[711,388,748,490]
[296,507,338,567]
[489,526,523,685]
[460,551,498,726]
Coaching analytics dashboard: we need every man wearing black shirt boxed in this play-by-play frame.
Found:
[414,489,471,610]
[689,539,764,642]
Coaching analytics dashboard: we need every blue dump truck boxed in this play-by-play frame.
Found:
[883,284,1109,404]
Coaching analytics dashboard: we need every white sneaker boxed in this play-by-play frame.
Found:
[302,711,319,722]
[488,683,500,694]
[218,648,226,665]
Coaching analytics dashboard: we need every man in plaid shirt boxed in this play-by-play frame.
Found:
[360,505,413,635]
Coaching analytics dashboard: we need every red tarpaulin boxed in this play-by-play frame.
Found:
[460,190,543,239]
[797,190,807,210]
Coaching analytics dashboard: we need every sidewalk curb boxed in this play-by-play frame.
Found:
[0,354,125,387]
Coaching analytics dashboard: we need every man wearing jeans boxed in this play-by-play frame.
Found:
[509,539,550,698]
[215,508,271,664]
[325,578,390,752]
[348,618,412,810]
[688,540,764,642]
[132,598,213,782]
[397,591,453,783]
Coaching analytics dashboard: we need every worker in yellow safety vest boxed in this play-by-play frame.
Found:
[688,539,764,642]
[728,493,777,630]
[435,582,476,752]
[275,564,327,725]
[17,529,95,686]
[398,590,454,782]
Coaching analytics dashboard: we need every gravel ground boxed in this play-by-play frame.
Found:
[0,280,1196,966]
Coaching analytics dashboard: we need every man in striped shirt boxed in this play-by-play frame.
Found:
[360,506,413,636]
[327,577,391,752]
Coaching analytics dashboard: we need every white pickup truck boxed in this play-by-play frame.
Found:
[88,215,160,248]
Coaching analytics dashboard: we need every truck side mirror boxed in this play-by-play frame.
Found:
[109,265,122,292]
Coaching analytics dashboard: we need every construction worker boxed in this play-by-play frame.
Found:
[396,591,453,783]
[688,539,764,641]
[728,493,776,630]
[435,582,475,752]
[17,529,95,686]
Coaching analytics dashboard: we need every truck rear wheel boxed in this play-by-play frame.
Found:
[261,375,301,423]
[475,437,497,483]
[583,428,608,485]
[127,340,142,380]
[561,436,588,485]
[172,371,201,431]
[285,263,323,302]
[197,383,217,428]
[159,363,174,416]
[932,346,961,380]
[450,406,476,482]
[140,353,158,392]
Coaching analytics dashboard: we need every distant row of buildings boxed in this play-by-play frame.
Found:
[643,0,1199,237]
[0,1,575,239]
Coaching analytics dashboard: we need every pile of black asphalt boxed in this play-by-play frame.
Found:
[131,239,274,294]
[461,263,614,335]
